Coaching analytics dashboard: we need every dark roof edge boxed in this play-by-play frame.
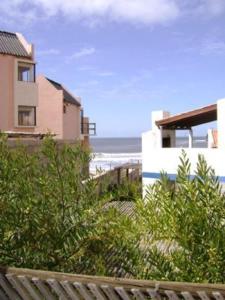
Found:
[61,85,81,107]
[156,103,217,128]
[46,77,81,107]
[0,30,17,36]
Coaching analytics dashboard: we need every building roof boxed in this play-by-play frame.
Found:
[46,78,81,107]
[0,31,31,58]
[156,103,217,129]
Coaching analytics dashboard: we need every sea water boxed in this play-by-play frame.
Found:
[90,137,207,174]
[90,138,141,173]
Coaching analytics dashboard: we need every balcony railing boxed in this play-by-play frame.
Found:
[81,122,96,136]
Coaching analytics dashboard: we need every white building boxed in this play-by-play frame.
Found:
[142,99,225,193]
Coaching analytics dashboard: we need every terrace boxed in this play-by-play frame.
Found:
[142,98,225,188]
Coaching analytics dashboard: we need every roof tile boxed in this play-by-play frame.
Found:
[0,31,30,58]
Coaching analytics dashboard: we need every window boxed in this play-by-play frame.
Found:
[18,106,36,126]
[18,63,35,82]
[63,104,67,114]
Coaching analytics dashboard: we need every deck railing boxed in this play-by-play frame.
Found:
[81,122,96,136]
[1,266,225,299]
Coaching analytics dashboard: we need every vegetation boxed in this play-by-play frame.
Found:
[0,136,225,283]
[0,135,139,275]
[138,151,225,283]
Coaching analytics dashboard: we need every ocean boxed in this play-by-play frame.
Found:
[90,138,141,173]
[90,137,207,174]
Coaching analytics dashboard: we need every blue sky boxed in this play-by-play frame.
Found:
[1,0,225,137]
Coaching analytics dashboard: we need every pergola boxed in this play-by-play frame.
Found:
[155,103,217,148]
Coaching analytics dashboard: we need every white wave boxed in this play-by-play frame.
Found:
[90,152,142,174]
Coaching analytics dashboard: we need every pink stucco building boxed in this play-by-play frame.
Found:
[0,31,38,133]
[0,31,96,142]
[36,76,95,141]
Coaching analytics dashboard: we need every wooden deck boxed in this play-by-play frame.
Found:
[1,266,225,299]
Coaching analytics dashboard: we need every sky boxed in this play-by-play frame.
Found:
[1,0,225,137]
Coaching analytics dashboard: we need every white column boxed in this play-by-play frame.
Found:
[217,99,225,149]
[159,127,163,148]
[207,129,213,148]
[189,128,193,148]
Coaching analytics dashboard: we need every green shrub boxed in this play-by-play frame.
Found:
[3,135,224,283]
[0,135,139,276]
[137,151,225,283]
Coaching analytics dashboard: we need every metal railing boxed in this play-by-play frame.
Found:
[81,122,96,136]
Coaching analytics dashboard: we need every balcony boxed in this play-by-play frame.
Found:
[81,122,96,136]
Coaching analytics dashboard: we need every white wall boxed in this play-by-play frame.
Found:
[142,99,225,195]
[142,144,225,190]
[217,99,225,149]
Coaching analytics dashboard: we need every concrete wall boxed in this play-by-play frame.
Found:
[142,99,225,194]
[63,102,81,140]
[36,75,63,138]
[14,58,38,130]
[0,54,38,133]
[148,110,176,149]
[142,146,225,188]
[0,54,14,131]
[217,99,225,150]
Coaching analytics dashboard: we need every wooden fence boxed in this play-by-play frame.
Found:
[1,266,225,299]
[92,163,142,195]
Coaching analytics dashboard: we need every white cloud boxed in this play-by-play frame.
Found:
[36,48,60,56]
[77,66,115,76]
[69,47,96,60]
[200,40,225,55]
[0,0,37,25]
[194,0,225,16]
[96,71,115,77]
[0,0,180,26]
[203,0,225,16]
[78,66,95,71]
[1,0,225,27]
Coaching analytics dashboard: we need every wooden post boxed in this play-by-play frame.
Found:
[117,168,121,185]
[126,168,129,181]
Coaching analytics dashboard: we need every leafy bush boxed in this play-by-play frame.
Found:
[2,137,223,283]
[137,151,225,283]
[0,135,139,275]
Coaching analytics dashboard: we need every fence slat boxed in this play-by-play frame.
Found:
[147,289,162,300]
[6,274,31,300]
[60,281,81,300]
[213,292,225,300]
[73,282,93,300]
[32,277,55,300]
[131,288,146,300]
[115,286,131,300]
[197,291,211,300]
[87,283,107,300]
[18,275,42,300]
[0,274,20,300]
[181,291,195,300]
[0,288,8,300]
[165,290,180,300]
[101,285,121,300]
[47,278,69,300]
[3,266,225,300]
